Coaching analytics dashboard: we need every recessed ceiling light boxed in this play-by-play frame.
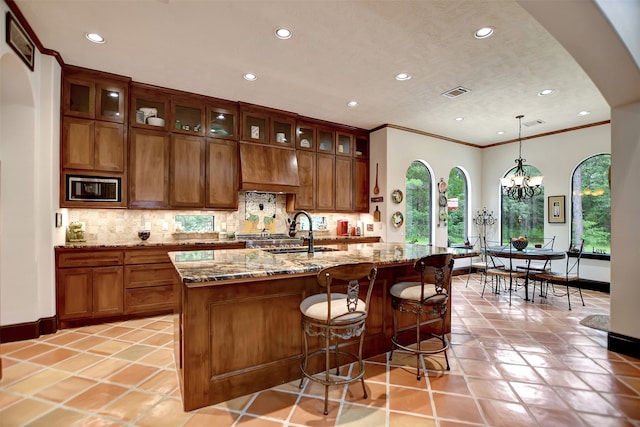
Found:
[578,110,591,116]
[497,131,505,135]
[474,27,494,39]
[347,101,358,107]
[395,73,411,81]
[538,89,554,96]
[455,117,464,121]
[274,27,292,40]
[243,73,257,81]
[85,33,105,44]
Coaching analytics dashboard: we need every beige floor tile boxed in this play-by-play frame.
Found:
[30,347,80,366]
[184,406,239,427]
[0,398,55,426]
[338,404,387,426]
[0,389,22,410]
[134,398,193,427]
[6,368,68,395]
[87,339,131,356]
[36,376,98,403]
[79,358,130,380]
[136,347,174,367]
[244,389,298,420]
[26,407,87,427]
[112,344,156,361]
[101,390,164,422]
[107,363,159,386]
[137,369,179,394]
[53,352,103,372]
[65,383,129,412]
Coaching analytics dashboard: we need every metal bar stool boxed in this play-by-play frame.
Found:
[389,253,454,380]
[299,262,377,415]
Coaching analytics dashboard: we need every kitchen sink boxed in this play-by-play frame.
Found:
[262,246,341,254]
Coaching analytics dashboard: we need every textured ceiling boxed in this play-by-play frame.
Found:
[14,0,610,146]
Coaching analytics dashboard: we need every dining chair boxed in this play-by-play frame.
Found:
[515,235,556,274]
[532,240,584,310]
[389,253,454,380]
[299,262,377,415]
[464,236,487,287]
[483,239,527,305]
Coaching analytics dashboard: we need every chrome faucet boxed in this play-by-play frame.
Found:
[289,210,314,253]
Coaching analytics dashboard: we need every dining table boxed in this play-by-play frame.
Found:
[486,245,566,301]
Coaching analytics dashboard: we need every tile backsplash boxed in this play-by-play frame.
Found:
[66,193,374,243]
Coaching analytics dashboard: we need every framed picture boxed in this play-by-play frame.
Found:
[548,195,565,223]
[5,12,35,71]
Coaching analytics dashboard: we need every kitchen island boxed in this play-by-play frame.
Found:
[169,242,476,410]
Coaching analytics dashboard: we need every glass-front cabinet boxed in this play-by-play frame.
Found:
[240,104,296,147]
[336,131,353,156]
[271,116,295,147]
[317,127,335,153]
[172,99,205,136]
[355,133,369,158]
[63,77,126,123]
[241,109,269,143]
[296,123,316,151]
[207,106,237,140]
[130,84,170,131]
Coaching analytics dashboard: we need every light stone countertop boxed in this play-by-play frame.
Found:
[168,242,477,285]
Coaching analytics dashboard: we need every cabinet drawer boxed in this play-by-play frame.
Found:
[125,285,176,314]
[125,249,170,265]
[58,250,124,268]
[125,263,175,288]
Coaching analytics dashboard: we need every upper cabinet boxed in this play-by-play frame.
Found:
[240,104,296,147]
[336,131,353,157]
[60,67,130,208]
[130,83,170,131]
[207,103,238,140]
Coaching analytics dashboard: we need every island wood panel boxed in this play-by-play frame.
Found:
[175,262,447,410]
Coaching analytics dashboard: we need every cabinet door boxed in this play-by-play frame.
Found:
[354,158,369,212]
[170,134,205,207]
[94,121,125,172]
[293,150,316,210]
[172,99,206,136]
[206,139,238,209]
[207,106,237,140]
[317,127,335,153]
[57,268,93,320]
[270,116,295,147]
[316,153,335,211]
[62,117,95,170]
[63,77,95,119]
[241,110,269,143]
[335,156,353,211]
[336,131,353,157]
[129,128,170,208]
[296,123,316,151]
[95,82,126,123]
[92,266,124,317]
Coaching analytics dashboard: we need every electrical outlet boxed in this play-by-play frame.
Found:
[162,221,169,231]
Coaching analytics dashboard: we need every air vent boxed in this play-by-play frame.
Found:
[441,86,471,98]
[523,119,545,127]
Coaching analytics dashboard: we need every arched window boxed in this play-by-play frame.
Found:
[405,161,432,244]
[447,167,468,245]
[571,154,611,254]
[501,164,545,244]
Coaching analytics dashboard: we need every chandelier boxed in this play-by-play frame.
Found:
[500,115,543,201]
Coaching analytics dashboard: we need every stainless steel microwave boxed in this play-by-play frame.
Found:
[66,175,121,202]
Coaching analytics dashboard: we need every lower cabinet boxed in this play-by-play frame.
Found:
[124,249,176,314]
[57,263,124,321]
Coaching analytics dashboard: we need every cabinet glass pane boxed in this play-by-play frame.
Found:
[209,111,235,138]
[100,88,121,119]
[337,134,351,155]
[273,120,292,145]
[134,99,166,123]
[318,130,334,152]
[175,105,202,132]
[298,127,314,149]
[355,136,368,157]
[245,116,266,141]
[70,83,91,114]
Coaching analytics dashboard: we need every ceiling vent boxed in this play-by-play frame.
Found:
[523,119,545,127]
[441,86,471,98]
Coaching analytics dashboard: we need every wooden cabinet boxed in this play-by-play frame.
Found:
[207,104,238,141]
[61,66,130,208]
[354,157,369,212]
[129,128,170,208]
[335,156,353,211]
[130,83,170,131]
[56,250,124,323]
[287,150,316,211]
[240,104,296,147]
[124,249,176,314]
[206,139,239,209]
[170,134,205,207]
[336,131,353,157]
[316,153,335,211]
[171,97,206,136]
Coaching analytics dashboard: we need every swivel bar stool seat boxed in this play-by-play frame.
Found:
[299,262,377,415]
[389,253,454,380]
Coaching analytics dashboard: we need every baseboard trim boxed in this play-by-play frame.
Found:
[0,316,58,343]
[608,331,640,359]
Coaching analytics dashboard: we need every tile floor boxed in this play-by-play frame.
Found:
[1,274,639,426]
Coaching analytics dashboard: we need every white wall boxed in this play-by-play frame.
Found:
[371,127,482,247]
[482,123,611,282]
[0,2,61,326]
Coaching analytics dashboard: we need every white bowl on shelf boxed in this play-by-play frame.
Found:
[147,117,165,126]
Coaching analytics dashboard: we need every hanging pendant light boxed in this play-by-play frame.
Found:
[500,115,544,201]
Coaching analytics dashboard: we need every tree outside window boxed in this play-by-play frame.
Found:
[447,167,468,246]
[405,161,432,244]
[501,165,545,244]
[572,154,611,254]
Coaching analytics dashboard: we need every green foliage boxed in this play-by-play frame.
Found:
[175,215,214,232]
[405,161,431,244]
[501,165,545,245]
[573,154,611,253]
[447,168,467,245]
